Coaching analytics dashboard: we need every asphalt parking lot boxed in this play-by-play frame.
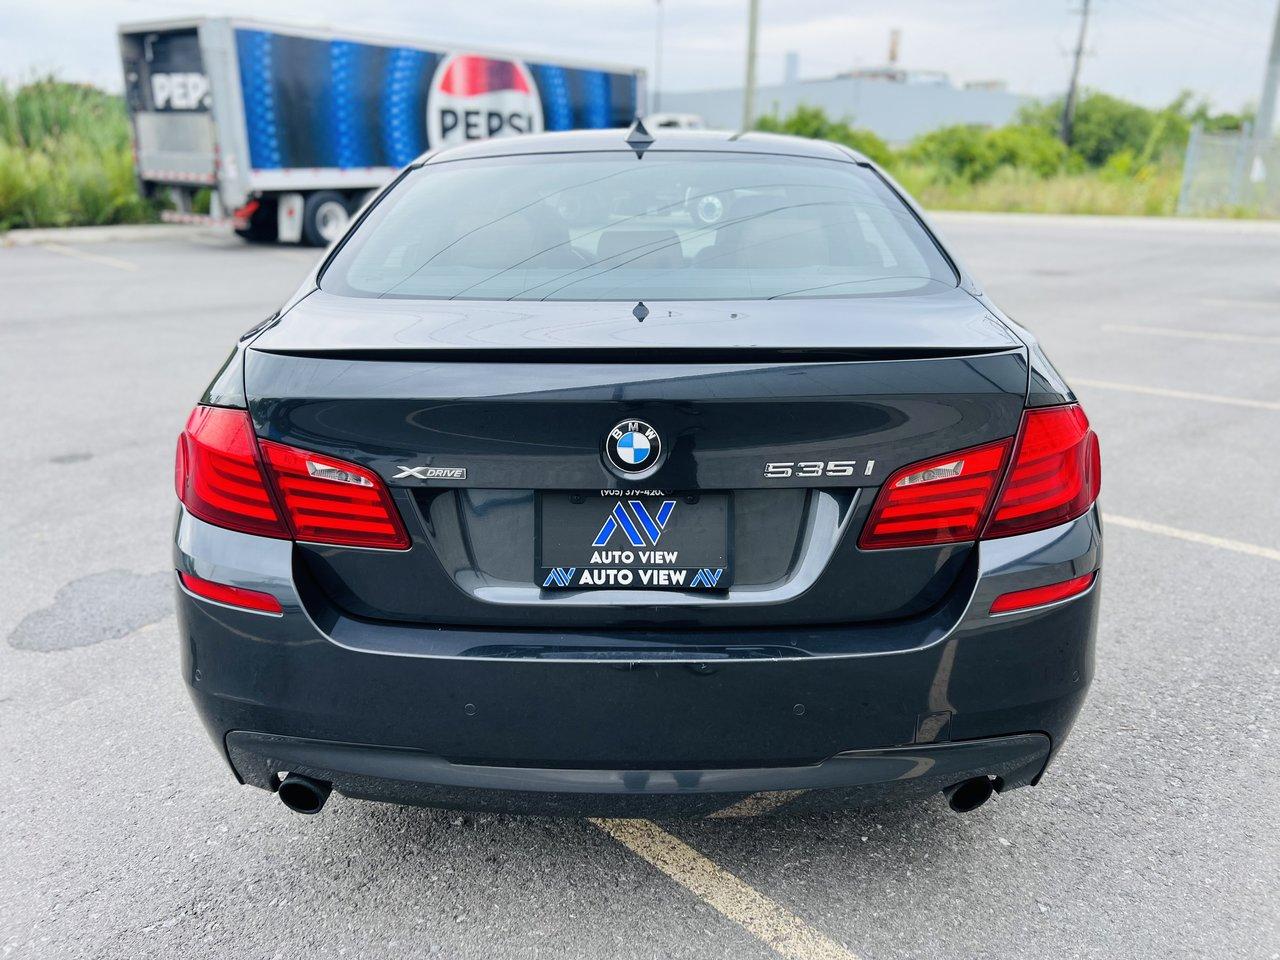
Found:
[1,213,1277,960]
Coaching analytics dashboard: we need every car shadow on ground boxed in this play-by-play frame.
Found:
[322,790,985,875]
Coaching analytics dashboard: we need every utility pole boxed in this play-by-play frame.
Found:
[742,0,760,130]
[1255,0,1280,141]
[652,0,664,115]
[1060,0,1092,147]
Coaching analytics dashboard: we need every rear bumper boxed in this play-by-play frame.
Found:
[226,731,1052,818]
[176,507,1101,816]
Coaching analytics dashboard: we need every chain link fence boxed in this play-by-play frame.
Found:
[1177,126,1280,216]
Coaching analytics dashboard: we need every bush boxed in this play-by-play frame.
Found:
[755,105,894,167]
[0,77,156,230]
[985,125,1068,178]
[901,125,992,181]
[1018,91,1193,167]
[901,124,1065,183]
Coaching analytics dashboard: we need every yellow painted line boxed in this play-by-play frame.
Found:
[590,818,861,960]
[1104,514,1280,563]
[1072,378,1280,412]
[1101,323,1280,346]
[40,242,139,272]
[708,790,809,819]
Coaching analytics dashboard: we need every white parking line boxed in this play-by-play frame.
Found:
[40,242,139,272]
[1102,323,1280,346]
[591,818,861,960]
[1200,297,1280,311]
[1072,378,1280,411]
[1104,514,1280,562]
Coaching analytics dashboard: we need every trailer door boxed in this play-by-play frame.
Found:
[121,28,217,191]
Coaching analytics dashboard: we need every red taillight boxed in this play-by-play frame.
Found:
[179,571,283,614]
[858,439,1012,549]
[176,406,289,539]
[176,405,409,550]
[990,572,1096,614]
[259,440,410,550]
[859,403,1100,550]
[984,405,1101,539]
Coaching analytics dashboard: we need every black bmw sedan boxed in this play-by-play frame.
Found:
[173,128,1101,818]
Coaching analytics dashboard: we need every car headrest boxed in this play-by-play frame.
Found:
[594,229,685,268]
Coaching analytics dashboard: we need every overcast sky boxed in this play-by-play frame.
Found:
[2,0,1276,112]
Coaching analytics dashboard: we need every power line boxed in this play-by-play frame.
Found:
[1109,0,1261,45]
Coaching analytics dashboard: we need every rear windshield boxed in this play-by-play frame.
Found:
[321,152,957,301]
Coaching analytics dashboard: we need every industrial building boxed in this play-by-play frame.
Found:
[660,53,1029,145]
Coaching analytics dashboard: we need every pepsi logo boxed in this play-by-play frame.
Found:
[428,54,544,149]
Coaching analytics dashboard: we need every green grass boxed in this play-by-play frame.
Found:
[894,163,1186,217]
[0,78,156,230]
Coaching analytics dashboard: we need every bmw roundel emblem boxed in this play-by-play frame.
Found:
[605,419,662,475]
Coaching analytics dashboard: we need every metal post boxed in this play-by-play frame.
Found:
[1234,3,1280,214]
[652,0,664,115]
[742,0,760,131]
[1255,0,1280,141]
[1060,0,1092,146]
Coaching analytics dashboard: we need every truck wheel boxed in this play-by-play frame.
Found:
[302,191,351,247]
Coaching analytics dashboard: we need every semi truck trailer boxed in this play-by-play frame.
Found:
[118,17,645,244]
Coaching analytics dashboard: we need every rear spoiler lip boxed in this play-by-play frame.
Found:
[247,345,1025,365]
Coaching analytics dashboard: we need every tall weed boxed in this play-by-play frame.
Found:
[0,77,156,229]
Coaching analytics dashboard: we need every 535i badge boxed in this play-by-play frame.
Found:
[764,460,877,478]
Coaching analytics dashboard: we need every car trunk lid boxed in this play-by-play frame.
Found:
[246,288,1028,629]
